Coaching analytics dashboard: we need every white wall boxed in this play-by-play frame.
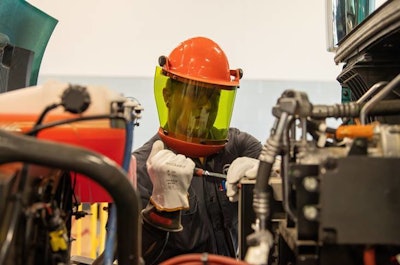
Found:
[28,0,342,81]
[29,0,344,149]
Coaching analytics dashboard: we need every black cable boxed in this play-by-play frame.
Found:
[71,172,78,209]
[151,232,170,265]
[305,119,337,147]
[25,114,125,136]
[34,103,62,129]
[0,167,29,264]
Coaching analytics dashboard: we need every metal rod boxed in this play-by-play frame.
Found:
[360,74,400,124]
[194,168,226,179]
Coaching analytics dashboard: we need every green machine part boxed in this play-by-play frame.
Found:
[341,86,352,103]
[0,0,58,86]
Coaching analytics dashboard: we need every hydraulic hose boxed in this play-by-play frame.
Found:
[160,253,249,265]
[0,129,142,265]
[256,112,289,193]
[104,205,117,265]
[311,99,400,119]
[104,120,135,265]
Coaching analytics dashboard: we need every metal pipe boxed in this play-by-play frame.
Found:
[360,74,400,124]
[357,81,388,104]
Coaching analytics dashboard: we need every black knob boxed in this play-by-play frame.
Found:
[158,55,167,66]
[61,84,91,114]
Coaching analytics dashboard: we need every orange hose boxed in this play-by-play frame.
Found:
[160,253,250,265]
[363,247,376,265]
[336,124,375,139]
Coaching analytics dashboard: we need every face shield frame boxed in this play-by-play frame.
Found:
[154,66,237,147]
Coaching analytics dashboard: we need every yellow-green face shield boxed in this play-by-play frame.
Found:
[154,66,237,147]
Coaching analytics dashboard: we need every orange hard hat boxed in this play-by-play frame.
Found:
[159,36,242,87]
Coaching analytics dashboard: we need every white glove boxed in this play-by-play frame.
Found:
[226,157,260,202]
[226,157,281,202]
[146,140,195,211]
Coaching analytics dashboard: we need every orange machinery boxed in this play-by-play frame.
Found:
[0,80,142,202]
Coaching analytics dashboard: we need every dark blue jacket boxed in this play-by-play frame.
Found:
[133,128,262,264]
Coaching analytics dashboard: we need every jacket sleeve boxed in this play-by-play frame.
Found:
[229,127,263,158]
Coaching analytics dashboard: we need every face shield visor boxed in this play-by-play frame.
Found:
[154,66,237,148]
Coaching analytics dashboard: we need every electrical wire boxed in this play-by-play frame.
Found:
[150,231,170,265]
[25,114,125,136]
[33,103,62,129]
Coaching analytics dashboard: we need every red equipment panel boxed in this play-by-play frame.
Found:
[0,113,126,202]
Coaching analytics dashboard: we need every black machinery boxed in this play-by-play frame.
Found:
[239,1,400,264]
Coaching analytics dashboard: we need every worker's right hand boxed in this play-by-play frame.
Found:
[146,140,195,211]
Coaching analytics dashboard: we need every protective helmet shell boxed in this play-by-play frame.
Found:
[161,37,241,87]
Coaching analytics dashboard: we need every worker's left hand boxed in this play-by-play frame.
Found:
[226,157,281,202]
[226,157,259,202]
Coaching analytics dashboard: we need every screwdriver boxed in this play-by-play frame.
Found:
[194,167,227,179]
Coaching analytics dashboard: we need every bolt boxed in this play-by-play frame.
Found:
[303,205,318,221]
[303,177,318,192]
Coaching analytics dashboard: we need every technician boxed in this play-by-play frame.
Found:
[133,36,262,264]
